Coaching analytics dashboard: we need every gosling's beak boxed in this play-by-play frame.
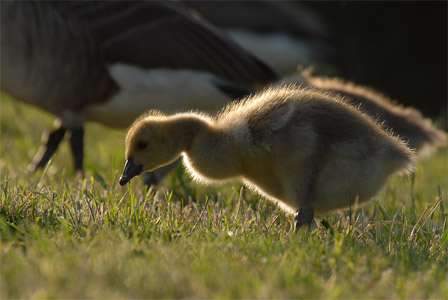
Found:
[119,157,143,186]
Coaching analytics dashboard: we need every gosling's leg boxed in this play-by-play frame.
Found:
[142,172,158,187]
[68,127,84,174]
[142,160,179,186]
[294,207,314,233]
[29,126,66,171]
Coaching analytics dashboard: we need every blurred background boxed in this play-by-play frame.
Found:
[303,1,446,119]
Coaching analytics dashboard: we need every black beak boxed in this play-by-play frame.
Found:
[119,157,143,186]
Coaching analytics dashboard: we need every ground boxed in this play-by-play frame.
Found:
[1,95,447,299]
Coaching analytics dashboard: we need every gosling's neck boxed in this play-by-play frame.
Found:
[163,114,209,153]
[172,114,244,182]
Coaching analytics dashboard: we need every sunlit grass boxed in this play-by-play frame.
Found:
[1,95,447,299]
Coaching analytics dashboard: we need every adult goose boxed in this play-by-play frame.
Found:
[1,1,279,177]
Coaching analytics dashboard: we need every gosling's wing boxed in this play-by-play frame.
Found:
[52,1,279,90]
[234,89,298,147]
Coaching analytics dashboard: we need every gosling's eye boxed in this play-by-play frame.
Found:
[137,141,148,149]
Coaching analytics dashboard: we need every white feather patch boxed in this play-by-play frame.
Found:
[85,63,231,128]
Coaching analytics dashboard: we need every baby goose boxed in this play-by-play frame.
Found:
[120,85,414,229]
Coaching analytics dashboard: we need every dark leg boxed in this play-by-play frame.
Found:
[68,127,84,173]
[142,160,180,187]
[294,207,314,233]
[29,126,66,171]
[142,171,159,187]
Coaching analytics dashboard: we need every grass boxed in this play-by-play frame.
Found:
[1,94,447,299]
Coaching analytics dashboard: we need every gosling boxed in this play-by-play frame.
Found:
[120,85,415,229]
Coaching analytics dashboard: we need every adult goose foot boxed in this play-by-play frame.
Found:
[28,125,66,172]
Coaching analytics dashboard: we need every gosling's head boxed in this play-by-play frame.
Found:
[119,111,180,185]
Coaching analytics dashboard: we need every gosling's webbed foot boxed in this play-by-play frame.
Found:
[294,207,314,233]
[29,126,66,172]
[68,127,84,173]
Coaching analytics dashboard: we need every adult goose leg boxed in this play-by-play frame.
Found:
[68,127,84,173]
[29,124,66,171]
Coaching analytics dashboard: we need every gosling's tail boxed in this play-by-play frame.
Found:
[387,137,416,176]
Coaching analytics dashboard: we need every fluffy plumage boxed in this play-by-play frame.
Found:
[121,85,415,228]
